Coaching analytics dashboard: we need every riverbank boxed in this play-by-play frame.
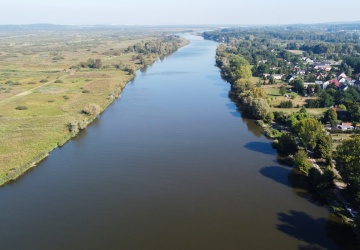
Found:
[0,30,189,186]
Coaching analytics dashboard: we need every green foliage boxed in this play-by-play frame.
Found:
[54,79,63,83]
[314,134,333,159]
[334,136,360,188]
[39,79,49,83]
[279,86,286,96]
[276,133,298,154]
[269,76,276,84]
[273,111,287,124]
[279,100,293,108]
[348,103,360,122]
[338,104,347,110]
[228,55,252,82]
[252,87,266,98]
[323,108,337,125]
[250,98,270,120]
[308,168,335,192]
[294,118,323,149]
[87,58,103,69]
[294,149,311,172]
[291,79,304,95]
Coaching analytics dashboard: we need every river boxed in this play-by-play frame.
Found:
[0,35,346,249]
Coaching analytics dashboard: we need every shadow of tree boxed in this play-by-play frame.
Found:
[260,166,292,187]
[277,210,338,250]
[260,166,325,206]
[244,142,276,155]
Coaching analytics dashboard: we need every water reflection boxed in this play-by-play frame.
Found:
[244,142,276,155]
[277,210,337,250]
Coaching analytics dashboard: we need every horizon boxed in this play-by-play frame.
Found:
[2,0,360,26]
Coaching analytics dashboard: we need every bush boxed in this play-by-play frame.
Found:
[15,106,28,110]
[279,100,293,108]
[28,81,36,85]
[6,80,20,85]
[82,103,101,116]
[40,79,49,83]
[63,95,69,100]
[82,89,90,93]
[54,79,63,83]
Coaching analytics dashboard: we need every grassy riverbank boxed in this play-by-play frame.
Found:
[0,28,189,186]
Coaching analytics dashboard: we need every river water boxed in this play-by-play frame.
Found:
[0,35,345,249]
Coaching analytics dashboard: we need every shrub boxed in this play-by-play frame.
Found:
[40,79,48,83]
[48,100,55,103]
[63,95,69,100]
[5,80,20,85]
[279,100,293,108]
[54,79,63,83]
[82,89,90,93]
[28,81,36,85]
[82,103,101,116]
[15,106,28,110]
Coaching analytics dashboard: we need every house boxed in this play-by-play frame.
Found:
[301,57,314,64]
[337,122,354,131]
[313,62,332,71]
[337,72,347,79]
[271,74,283,80]
[354,80,360,91]
[314,73,325,80]
[340,84,349,91]
[323,78,340,89]
[304,82,323,90]
[298,69,306,75]
[286,75,297,82]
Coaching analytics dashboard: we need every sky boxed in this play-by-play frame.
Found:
[1,0,360,26]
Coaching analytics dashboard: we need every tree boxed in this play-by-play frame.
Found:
[338,104,347,110]
[252,87,266,98]
[250,98,270,120]
[334,136,360,188]
[348,103,360,122]
[323,108,337,125]
[86,58,103,69]
[319,92,335,108]
[314,134,332,160]
[308,168,335,192]
[314,84,322,94]
[269,76,276,84]
[294,118,323,149]
[228,55,252,83]
[291,79,304,94]
[294,150,311,172]
[276,133,298,154]
[279,86,286,96]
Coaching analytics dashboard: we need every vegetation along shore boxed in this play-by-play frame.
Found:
[0,26,188,186]
[203,24,360,243]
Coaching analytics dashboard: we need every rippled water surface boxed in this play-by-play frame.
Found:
[0,35,341,249]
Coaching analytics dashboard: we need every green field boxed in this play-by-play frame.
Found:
[0,29,188,185]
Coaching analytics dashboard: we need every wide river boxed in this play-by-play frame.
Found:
[0,35,346,249]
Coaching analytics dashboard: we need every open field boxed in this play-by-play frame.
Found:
[260,83,327,116]
[0,28,188,185]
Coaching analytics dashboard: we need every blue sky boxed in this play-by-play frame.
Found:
[1,0,360,25]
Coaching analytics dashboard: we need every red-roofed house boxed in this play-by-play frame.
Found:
[323,78,340,89]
